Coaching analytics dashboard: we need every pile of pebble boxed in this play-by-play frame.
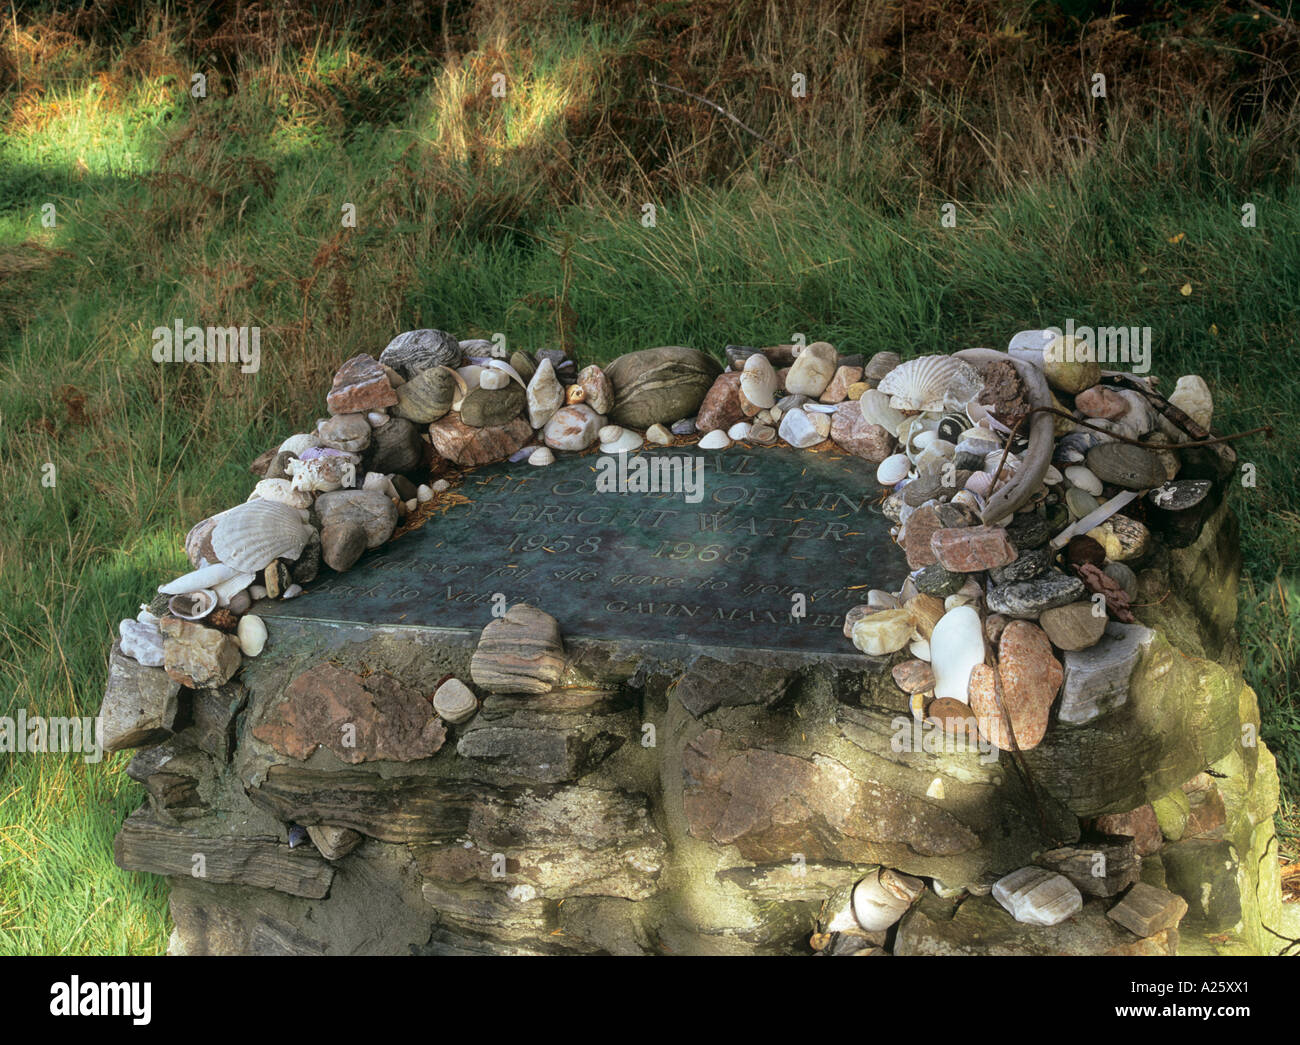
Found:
[835,332,1228,755]
[112,327,1227,746]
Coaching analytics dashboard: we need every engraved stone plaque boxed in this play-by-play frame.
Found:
[260,447,906,656]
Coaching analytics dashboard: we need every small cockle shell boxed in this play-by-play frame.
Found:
[739,353,778,410]
[169,589,217,621]
[237,614,267,656]
[877,355,984,412]
[601,428,643,454]
[212,499,311,573]
[876,453,911,486]
[698,430,731,450]
[159,562,241,596]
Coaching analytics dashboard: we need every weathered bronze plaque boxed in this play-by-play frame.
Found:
[261,447,906,655]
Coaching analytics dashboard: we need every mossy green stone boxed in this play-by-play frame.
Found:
[459,383,526,428]
[1152,788,1190,841]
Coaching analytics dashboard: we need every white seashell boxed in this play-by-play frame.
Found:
[237,614,267,656]
[211,499,312,573]
[287,455,356,493]
[478,368,509,390]
[168,589,217,620]
[249,477,313,509]
[876,453,911,485]
[600,428,643,454]
[805,402,838,414]
[1042,465,1063,486]
[528,446,555,466]
[877,355,983,412]
[909,637,932,662]
[212,571,256,606]
[159,562,240,595]
[727,421,752,441]
[486,358,527,389]
[858,389,906,436]
[930,605,984,702]
[278,433,319,455]
[914,441,954,476]
[739,354,778,409]
[698,430,731,450]
[457,364,483,388]
[1169,374,1213,429]
[912,429,938,453]
[119,618,165,667]
[777,408,822,448]
[282,584,303,599]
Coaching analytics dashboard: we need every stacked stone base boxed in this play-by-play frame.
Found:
[115,501,1296,955]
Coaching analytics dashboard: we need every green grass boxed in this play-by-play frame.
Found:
[0,2,1297,954]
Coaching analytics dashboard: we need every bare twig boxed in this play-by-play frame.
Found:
[648,78,807,171]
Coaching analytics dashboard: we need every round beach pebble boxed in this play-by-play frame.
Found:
[851,609,913,656]
[432,678,478,724]
[1038,601,1108,651]
[892,659,935,694]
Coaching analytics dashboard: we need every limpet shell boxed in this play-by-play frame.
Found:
[211,500,312,573]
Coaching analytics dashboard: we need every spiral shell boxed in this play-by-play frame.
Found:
[211,500,311,573]
[877,355,983,412]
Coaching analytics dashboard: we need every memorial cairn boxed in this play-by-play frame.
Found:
[103,329,1291,955]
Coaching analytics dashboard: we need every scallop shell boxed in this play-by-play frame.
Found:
[878,355,983,412]
[739,354,778,410]
[858,389,906,436]
[169,589,217,620]
[211,500,311,573]
[159,562,241,596]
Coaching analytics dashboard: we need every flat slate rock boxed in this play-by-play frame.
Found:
[259,448,905,659]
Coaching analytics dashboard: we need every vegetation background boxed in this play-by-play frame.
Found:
[0,0,1297,954]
